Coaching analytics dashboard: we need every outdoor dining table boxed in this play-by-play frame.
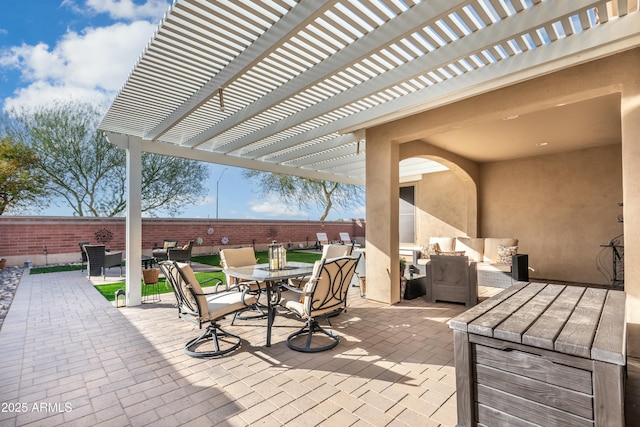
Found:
[222,261,315,347]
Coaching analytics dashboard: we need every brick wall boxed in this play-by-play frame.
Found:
[0,216,365,267]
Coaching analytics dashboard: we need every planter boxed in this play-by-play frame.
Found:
[142,268,159,285]
[0,258,6,269]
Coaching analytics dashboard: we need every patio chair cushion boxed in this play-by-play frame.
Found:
[282,260,323,317]
[176,262,206,310]
[176,262,256,322]
[454,237,485,263]
[429,237,456,253]
[220,247,264,292]
[483,238,518,263]
[164,240,178,249]
[221,247,257,266]
[322,244,352,258]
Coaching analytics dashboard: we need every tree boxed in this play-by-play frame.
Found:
[0,136,46,215]
[1,101,209,217]
[243,170,364,221]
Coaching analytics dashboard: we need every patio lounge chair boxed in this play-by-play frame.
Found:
[316,232,329,249]
[83,245,123,279]
[168,240,194,264]
[279,255,359,352]
[339,232,353,245]
[339,232,361,248]
[159,261,257,358]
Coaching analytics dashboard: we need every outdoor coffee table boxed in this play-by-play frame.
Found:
[142,255,156,269]
[222,261,315,347]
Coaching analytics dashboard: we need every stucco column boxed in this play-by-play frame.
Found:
[125,139,143,306]
[365,129,400,304]
[622,64,640,357]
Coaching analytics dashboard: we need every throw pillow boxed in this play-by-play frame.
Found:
[420,243,440,259]
[497,245,518,264]
[182,243,190,250]
[164,241,177,249]
[439,251,466,256]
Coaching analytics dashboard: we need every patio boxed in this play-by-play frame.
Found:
[1,267,639,426]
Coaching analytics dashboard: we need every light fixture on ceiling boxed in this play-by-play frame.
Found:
[536,142,549,146]
[503,114,519,120]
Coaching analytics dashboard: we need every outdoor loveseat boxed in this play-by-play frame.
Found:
[403,237,529,289]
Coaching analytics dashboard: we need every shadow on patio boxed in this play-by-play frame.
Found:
[0,269,638,426]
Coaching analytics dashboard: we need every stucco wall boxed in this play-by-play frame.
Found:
[407,144,622,285]
[407,171,467,244]
[480,144,623,285]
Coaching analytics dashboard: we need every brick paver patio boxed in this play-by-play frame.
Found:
[0,267,638,426]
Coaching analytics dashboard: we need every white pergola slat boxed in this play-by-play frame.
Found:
[100,0,640,186]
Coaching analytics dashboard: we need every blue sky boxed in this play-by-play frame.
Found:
[0,0,365,221]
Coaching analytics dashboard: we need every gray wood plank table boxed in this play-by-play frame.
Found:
[449,282,626,427]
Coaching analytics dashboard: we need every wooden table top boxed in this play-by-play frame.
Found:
[449,282,626,365]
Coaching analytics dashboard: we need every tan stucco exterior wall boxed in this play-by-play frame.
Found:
[407,171,467,244]
[364,48,640,356]
[480,145,622,284]
[404,144,623,286]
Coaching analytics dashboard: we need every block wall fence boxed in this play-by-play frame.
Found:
[0,216,365,267]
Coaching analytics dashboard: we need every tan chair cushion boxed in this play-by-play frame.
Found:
[176,262,256,322]
[455,237,485,262]
[322,244,352,258]
[176,263,207,312]
[429,237,456,253]
[220,247,264,291]
[483,238,518,263]
[220,247,257,267]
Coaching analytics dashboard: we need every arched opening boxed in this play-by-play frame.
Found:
[399,141,480,244]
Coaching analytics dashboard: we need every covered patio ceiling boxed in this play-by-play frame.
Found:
[99,0,640,186]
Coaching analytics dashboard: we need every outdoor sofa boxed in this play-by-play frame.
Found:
[402,236,529,289]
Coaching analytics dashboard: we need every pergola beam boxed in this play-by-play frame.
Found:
[144,0,334,141]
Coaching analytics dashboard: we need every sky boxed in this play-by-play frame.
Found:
[0,0,365,221]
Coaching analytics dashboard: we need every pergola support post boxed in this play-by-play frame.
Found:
[125,137,143,306]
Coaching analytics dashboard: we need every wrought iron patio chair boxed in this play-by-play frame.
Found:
[279,255,359,352]
[289,244,353,288]
[219,247,268,321]
[159,261,257,358]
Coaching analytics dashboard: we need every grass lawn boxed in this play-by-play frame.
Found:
[27,250,322,302]
[94,271,226,302]
[90,250,322,302]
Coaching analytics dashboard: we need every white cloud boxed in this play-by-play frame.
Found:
[1,20,158,111]
[63,0,170,21]
[248,196,311,219]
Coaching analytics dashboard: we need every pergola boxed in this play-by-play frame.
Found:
[99,0,640,307]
